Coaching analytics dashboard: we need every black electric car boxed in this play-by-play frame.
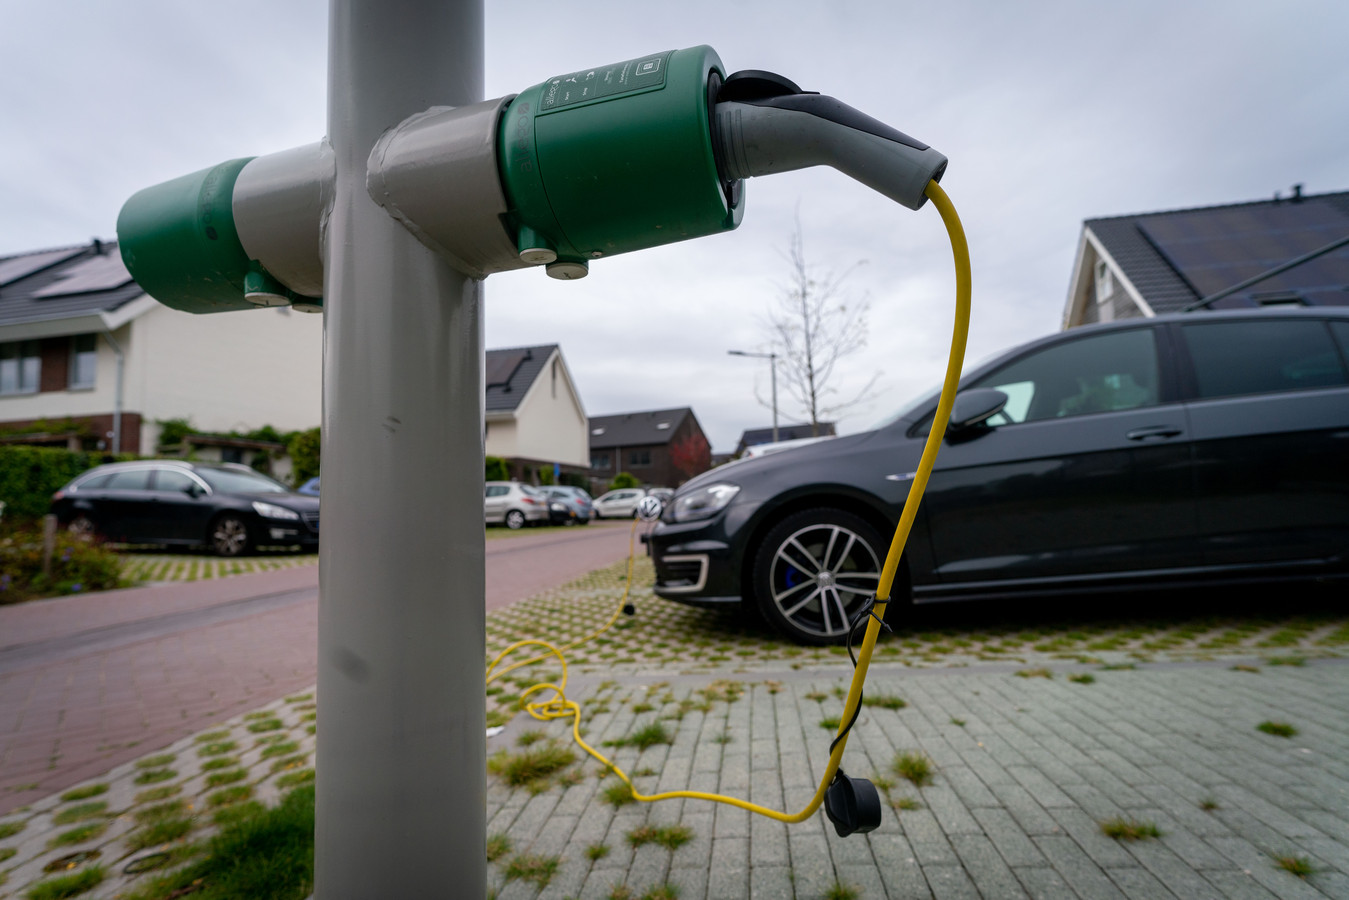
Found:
[51,460,320,556]
[648,308,1349,644]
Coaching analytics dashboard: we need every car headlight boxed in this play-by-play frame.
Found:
[668,483,740,523]
[253,501,301,521]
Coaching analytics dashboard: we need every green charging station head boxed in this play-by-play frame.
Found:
[498,46,744,278]
[117,159,262,313]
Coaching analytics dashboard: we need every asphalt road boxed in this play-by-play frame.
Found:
[0,521,639,815]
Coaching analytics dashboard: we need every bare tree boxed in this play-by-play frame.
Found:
[760,219,879,435]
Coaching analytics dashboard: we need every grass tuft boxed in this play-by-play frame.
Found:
[862,693,906,710]
[1068,673,1095,684]
[24,865,104,900]
[825,880,860,900]
[1015,668,1053,679]
[1275,855,1316,878]
[503,853,560,888]
[486,832,512,862]
[1256,721,1298,738]
[58,785,107,803]
[51,802,107,825]
[892,750,935,787]
[586,842,611,861]
[602,781,636,807]
[487,741,577,789]
[1100,817,1162,841]
[47,822,108,850]
[627,824,694,850]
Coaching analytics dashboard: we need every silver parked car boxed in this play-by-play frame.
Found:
[484,481,549,529]
[592,487,648,519]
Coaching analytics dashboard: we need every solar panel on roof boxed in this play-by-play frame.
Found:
[0,248,83,287]
[31,253,133,298]
[485,349,528,387]
[1139,201,1349,298]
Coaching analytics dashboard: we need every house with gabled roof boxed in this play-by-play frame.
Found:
[485,343,589,482]
[1063,187,1349,329]
[587,406,710,490]
[0,239,322,459]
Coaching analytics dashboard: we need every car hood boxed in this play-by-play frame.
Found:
[681,430,883,493]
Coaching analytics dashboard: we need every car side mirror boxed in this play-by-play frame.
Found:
[947,388,1008,434]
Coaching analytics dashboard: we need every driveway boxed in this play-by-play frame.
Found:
[0,522,637,815]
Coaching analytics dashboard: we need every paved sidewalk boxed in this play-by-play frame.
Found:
[1,558,1346,898]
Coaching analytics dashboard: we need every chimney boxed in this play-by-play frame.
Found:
[1292,183,1304,202]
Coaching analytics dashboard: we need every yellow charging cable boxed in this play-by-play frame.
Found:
[487,178,971,823]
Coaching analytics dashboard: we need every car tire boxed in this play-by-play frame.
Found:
[210,514,253,557]
[68,514,98,541]
[752,509,886,645]
[505,509,526,530]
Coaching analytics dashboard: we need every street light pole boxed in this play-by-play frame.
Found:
[728,349,779,443]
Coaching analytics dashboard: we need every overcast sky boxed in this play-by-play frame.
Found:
[3,1,1347,453]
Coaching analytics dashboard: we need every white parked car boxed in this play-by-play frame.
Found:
[592,488,648,519]
[484,481,549,529]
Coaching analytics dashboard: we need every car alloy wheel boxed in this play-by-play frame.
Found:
[211,514,252,557]
[505,509,526,530]
[753,509,884,645]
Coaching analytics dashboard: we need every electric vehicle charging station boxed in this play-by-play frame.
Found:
[117,3,967,894]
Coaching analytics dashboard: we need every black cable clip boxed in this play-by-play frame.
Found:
[823,769,882,837]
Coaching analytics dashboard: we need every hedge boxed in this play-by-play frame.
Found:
[0,446,131,522]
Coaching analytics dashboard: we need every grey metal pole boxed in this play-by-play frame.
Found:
[317,1,485,897]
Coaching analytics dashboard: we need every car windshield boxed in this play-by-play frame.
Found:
[521,485,545,497]
[869,387,940,431]
[196,467,290,494]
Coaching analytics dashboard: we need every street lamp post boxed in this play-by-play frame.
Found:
[728,349,778,443]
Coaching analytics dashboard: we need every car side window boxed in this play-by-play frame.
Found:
[1182,320,1347,399]
[76,472,115,490]
[972,328,1160,425]
[485,485,508,497]
[154,469,198,493]
[104,469,152,490]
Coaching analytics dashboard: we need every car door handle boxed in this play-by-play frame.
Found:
[1126,425,1183,441]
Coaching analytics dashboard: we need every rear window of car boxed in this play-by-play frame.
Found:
[1183,319,1347,399]
[103,469,153,490]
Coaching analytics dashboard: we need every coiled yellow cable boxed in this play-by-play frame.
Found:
[487,178,971,823]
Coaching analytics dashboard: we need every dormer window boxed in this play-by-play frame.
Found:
[1095,260,1115,302]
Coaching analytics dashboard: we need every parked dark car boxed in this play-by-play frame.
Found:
[648,308,1349,644]
[51,460,320,557]
[543,486,593,525]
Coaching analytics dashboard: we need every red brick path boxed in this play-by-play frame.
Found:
[0,523,637,815]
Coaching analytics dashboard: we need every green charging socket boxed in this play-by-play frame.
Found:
[498,45,744,278]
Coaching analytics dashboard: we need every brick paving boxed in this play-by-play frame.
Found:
[1,552,1347,897]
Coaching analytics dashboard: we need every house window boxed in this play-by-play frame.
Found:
[629,449,651,467]
[69,334,97,390]
[591,452,611,470]
[0,340,40,395]
[1094,260,1114,301]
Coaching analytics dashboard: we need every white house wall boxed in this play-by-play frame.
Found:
[133,303,323,450]
[485,417,518,459]
[0,325,126,425]
[510,351,588,467]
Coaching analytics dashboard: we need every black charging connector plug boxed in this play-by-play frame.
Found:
[622,603,636,616]
[823,772,882,837]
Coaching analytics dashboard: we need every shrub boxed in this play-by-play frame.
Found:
[485,455,510,482]
[0,446,117,521]
[609,471,639,490]
[287,427,321,488]
[0,522,126,604]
